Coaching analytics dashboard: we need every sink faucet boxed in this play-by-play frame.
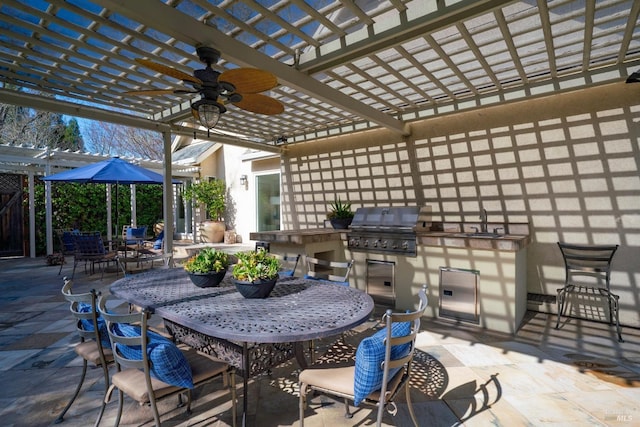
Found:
[480,208,488,233]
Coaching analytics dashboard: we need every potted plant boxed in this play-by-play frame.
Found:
[183,247,229,287]
[184,179,226,243]
[327,197,354,229]
[231,248,281,298]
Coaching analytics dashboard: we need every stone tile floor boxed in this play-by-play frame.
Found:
[0,256,639,426]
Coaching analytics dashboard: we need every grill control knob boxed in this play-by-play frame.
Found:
[363,239,369,247]
[373,240,379,247]
[381,240,388,248]
[402,241,409,249]
[350,239,359,247]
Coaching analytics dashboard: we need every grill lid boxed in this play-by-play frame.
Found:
[351,206,422,230]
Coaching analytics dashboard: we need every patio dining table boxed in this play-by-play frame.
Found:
[109,267,374,425]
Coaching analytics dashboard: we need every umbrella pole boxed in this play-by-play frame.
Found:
[115,183,119,238]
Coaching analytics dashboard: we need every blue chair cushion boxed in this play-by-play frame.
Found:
[61,231,75,252]
[111,323,194,389]
[153,230,164,250]
[125,226,147,244]
[353,321,411,406]
[303,274,349,287]
[77,302,112,349]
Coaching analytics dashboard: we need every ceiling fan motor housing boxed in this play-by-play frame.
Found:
[196,46,221,65]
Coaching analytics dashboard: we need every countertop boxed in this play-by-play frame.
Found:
[250,228,346,245]
[416,231,530,252]
[251,223,530,252]
[417,221,531,252]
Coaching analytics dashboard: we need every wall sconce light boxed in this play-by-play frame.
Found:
[240,175,248,189]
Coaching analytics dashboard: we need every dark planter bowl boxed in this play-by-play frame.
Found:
[330,218,353,229]
[188,270,227,288]
[234,277,278,299]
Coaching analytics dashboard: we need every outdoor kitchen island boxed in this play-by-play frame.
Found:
[252,222,531,335]
[410,225,531,335]
[347,211,531,335]
[250,229,348,278]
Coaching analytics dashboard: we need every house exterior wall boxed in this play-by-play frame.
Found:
[279,82,640,328]
[218,146,274,243]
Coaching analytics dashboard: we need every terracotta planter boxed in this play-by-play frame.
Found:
[200,220,225,243]
[188,270,226,288]
[234,277,277,299]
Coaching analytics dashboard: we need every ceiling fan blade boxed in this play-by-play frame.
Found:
[135,58,202,85]
[219,68,277,93]
[233,93,284,115]
[124,89,176,96]
[124,89,198,96]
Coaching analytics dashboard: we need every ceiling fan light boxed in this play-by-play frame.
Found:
[192,99,226,129]
[199,103,221,128]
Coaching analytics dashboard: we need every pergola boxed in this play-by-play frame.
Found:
[0,0,639,256]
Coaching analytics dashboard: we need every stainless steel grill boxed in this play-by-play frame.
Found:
[347,206,431,257]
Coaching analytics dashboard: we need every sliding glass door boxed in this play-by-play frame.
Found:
[256,173,280,232]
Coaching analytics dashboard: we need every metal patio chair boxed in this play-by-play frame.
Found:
[273,253,300,277]
[304,256,354,286]
[55,278,113,426]
[98,294,237,427]
[299,285,428,427]
[555,242,622,342]
[71,232,118,279]
[55,229,76,275]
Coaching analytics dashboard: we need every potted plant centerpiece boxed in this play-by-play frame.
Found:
[184,179,226,243]
[232,248,281,298]
[327,197,354,229]
[183,247,229,288]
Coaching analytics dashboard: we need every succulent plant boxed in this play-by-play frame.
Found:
[232,248,281,282]
[183,247,229,274]
[327,197,354,220]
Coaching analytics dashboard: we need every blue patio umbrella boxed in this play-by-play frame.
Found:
[43,157,176,234]
[42,157,169,185]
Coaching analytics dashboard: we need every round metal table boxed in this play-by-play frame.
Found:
[110,267,374,343]
[110,267,374,426]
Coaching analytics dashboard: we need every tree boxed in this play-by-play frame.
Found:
[84,120,163,160]
[61,118,83,151]
[0,93,84,151]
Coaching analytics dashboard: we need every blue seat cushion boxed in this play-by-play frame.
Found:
[153,230,164,250]
[303,274,349,286]
[353,321,411,406]
[111,323,193,389]
[77,302,111,349]
[61,232,75,252]
[125,226,147,244]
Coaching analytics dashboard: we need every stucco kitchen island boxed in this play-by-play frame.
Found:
[252,225,531,335]
[250,229,348,278]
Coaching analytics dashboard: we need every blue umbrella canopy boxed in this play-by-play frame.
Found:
[42,157,169,184]
[42,157,176,237]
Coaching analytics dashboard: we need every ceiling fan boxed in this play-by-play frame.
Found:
[125,45,284,131]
